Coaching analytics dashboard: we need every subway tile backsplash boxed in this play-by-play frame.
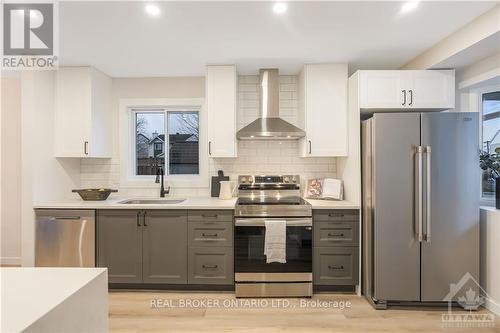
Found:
[80,75,336,197]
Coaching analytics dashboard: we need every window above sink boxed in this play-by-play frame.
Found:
[119,98,208,189]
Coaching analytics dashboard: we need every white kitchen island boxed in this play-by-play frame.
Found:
[1,268,108,333]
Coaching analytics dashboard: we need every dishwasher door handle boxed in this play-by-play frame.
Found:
[51,216,82,220]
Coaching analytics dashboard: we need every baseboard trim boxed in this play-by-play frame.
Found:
[0,257,21,266]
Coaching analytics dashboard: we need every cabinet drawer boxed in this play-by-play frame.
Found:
[188,210,233,222]
[188,221,233,247]
[314,222,359,247]
[313,209,359,222]
[313,247,359,285]
[188,247,233,285]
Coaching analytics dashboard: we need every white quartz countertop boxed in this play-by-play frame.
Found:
[1,267,107,333]
[480,206,500,213]
[34,196,359,210]
[34,197,238,210]
[305,199,360,210]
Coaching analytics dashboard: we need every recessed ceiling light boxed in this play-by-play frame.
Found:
[273,2,287,15]
[145,4,160,17]
[400,1,419,14]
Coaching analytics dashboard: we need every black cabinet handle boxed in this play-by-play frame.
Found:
[208,141,211,155]
[328,265,344,270]
[202,233,218,237]
[202,264,218,269]
[402,90,406,106]
[202,214,218,218]
[84,141,89,155]
[143,211,147,227]
[309,140,312,154]
[136,212,141,227]
[409,90,413,106]
[328,233,344,237]
[328,213,344,217]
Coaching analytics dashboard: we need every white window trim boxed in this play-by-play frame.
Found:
[471,83,500,207]
[119,98,208,189]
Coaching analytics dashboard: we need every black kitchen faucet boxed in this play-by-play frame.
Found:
[155,167,170,197]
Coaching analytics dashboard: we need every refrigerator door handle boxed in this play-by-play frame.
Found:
[415,146,423,242]
[425,146,432,242]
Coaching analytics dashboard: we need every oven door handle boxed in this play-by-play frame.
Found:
[235,218,312,227]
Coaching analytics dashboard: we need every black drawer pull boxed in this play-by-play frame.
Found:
[202,214,218,218]
[328,213,344,217]
[328,233,344,237]
[328,265,344,270]
[202,264,218,269]
[202,233,218,237]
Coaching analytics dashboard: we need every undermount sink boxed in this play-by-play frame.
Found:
[119,199,186,205]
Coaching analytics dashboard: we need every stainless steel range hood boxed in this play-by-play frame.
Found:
[236,69,305,140]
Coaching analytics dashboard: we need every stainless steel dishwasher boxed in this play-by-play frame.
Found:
[35,209,95,267]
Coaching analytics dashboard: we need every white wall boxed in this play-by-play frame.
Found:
[1,74,22,265]
[455,52,500,113]
[402,5,500,70]
[81,75,337,197]
[21,71,81,266]
[211,75,337,192]
[80,77,206,197]
[480,207,500,316]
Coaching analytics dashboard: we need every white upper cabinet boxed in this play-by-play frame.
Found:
[359,70,455,110]
[299,63,348,157]
[54,67,112,158]
[206,65,238,158]
[410,70,455,109]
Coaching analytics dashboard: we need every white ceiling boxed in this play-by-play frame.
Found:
[58,1,498,77]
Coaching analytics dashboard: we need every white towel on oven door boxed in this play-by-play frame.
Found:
[264,220,287,263]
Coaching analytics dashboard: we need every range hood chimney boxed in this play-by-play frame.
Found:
[236,69,305,140]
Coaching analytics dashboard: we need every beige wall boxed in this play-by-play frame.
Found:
[1,75,22,265]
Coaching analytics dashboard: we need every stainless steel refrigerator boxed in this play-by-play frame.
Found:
[361,112,479,309]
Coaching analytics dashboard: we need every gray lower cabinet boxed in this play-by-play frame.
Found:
[313,209,360,286]
[97,209,187,284]
[314,222,359,247]
[188,247,233,285]
[313,247,359,285]
[98,209,234,287]
[188,221,233,247]
[187,210,233,285]
[97,210,143,283]
[142,210,187,284]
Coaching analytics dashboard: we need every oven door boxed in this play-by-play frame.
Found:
[234,218,312,273]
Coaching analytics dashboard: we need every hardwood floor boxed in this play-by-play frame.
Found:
[109,291,500,332]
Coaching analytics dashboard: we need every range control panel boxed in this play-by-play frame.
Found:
[238,175,300,185]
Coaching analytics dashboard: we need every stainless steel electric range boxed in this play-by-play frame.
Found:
[234,175,313,298]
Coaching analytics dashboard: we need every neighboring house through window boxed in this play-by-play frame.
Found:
[134,109,200,177]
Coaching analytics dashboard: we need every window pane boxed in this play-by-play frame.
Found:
[135,112,165,175]
[167,112,199,175]
[482,91,500,198]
